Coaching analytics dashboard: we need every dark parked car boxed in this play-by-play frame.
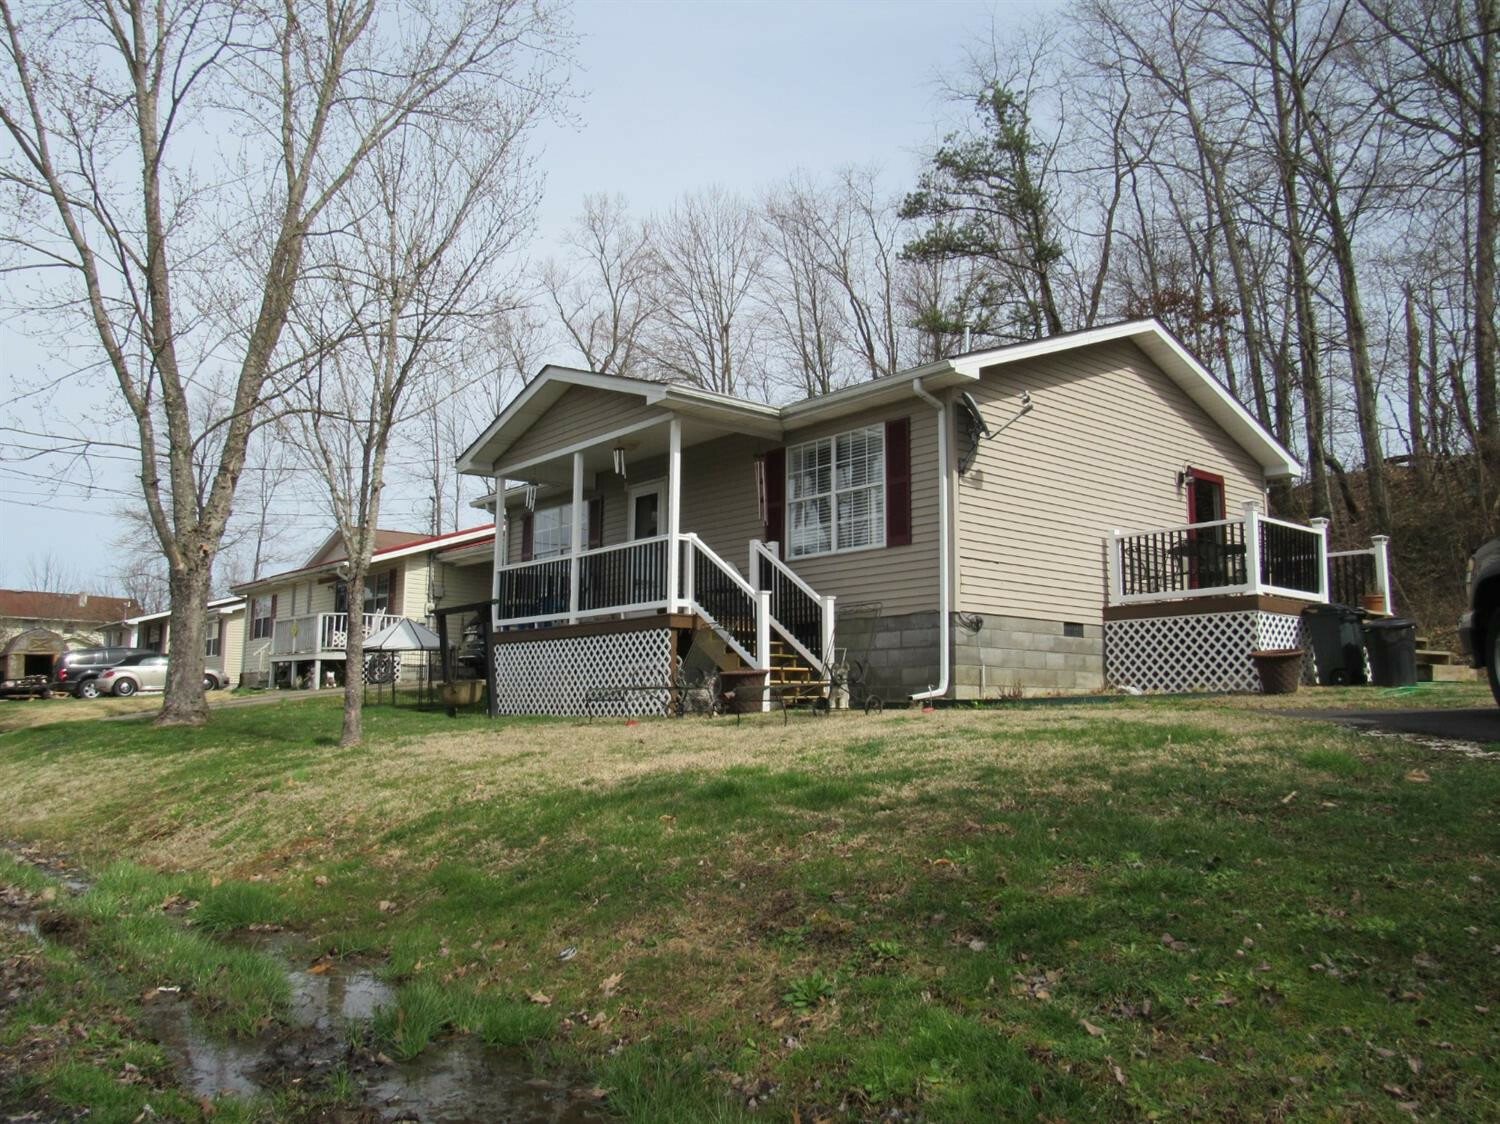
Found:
[52,647,156,699]
[1460,536,1500,705]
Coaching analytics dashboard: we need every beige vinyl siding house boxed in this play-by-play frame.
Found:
[232,527,494,688]
[103,597,247,687]
[459,319,1337,709]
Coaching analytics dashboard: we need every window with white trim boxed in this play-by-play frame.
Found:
[251,596,272,640]
[205,619,222,657]
[531,504,590,559]
[787,425,885,558]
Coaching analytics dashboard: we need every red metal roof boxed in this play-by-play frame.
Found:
[0,589,141,625]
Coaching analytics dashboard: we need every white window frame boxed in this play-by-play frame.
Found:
[786,424,886,559]
[531,502,592,559]
[251,596,272,640]
[626,479,666,540]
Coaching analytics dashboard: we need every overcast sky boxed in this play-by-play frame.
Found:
[0,0,1051,592]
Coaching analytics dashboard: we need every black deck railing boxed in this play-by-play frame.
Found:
[1116,520,1248,597]
[755,550,822,661]
[579,538,667,612]
[496,557,570,621]
[691,541,757,657]
[1327,551,1376,608]
[1258,519,1322,595]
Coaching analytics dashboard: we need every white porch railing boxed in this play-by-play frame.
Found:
[750,539,835,674]
[1110,502,1328,605]
[269,612,400,656]
[1327,535,1394,614]
[490,532,835,679]
[1109,504,1393,610]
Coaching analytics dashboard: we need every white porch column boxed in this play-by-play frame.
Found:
[820,595,837,667]
[1108,529,1124,605]
[1309,516,1332,603]
[493,474,505,630]
[1371,533,1393,615]
[666,417,683,613]
[568,451,584,624]
[756,589,772,711]
[1242,502,1264,595]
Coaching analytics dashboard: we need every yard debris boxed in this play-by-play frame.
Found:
[600,972,623,998]
[1079,1018,1105,1037]
[1404,770,1431,783]
[527,991,553,1006]
[313,875,329,886]
[1106,1057,1127,1086]
[1160,933,1189,953]
[967,938,987,952]
[1280,790,1298,805]
[558,946,578,961]
[1012,968,1061,1001]
[377,900,395,913]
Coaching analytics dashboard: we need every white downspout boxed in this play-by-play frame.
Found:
[910,377,950,702]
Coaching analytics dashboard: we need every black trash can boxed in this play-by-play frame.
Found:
[1302,604,1368,686]
[1362,619,1418,687]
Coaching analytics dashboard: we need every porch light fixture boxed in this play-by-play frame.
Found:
[524,483,538,511]
[613,444,627,478]
[1177,466,1195,490]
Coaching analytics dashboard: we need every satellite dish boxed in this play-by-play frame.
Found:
[959,391,993,438]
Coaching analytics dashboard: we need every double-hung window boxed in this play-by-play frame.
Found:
[251,596,272,640]
[787,425,885,558]
[529,504,592,559]
[204,619,222,657]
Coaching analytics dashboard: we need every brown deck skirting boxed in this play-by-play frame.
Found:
[491,612,702,644]
[1103,594,1319,622]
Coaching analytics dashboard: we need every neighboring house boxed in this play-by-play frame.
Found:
[100,596,248,687]
[456,318,1394,714]
[231,526,494,688]
[0,589,141,680]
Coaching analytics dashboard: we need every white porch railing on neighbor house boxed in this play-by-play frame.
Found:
[491,532,835,675]
[1109,503,1393,610]
[270,612,401,657]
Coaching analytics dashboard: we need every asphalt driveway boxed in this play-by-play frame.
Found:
[1281,706,1500,745]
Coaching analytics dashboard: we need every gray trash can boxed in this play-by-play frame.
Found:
[1302,604,1368,686]
[1362,619,1418,687]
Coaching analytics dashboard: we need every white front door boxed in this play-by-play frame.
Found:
[627,481,665,540]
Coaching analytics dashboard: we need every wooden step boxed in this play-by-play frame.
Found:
[1415,649,1454,665]
[1418,663,1479,682]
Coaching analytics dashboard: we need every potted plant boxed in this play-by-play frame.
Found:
[1249,649,1304,695]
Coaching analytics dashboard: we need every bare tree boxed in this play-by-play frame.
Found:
[286,104,538,747]
[0,0,562,724]
[22,552,80,594]
[542,195,658,375]
[647,187,768,397]
[761,176,850,397]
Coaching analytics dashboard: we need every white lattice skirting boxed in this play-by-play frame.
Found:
[1106,611,1315,693]
[492,629,675,717]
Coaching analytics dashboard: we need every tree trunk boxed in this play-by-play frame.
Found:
[342,569,365,748]
[1476,0,1499,458]
[1405,289,1425,476]
[157,562,212,726]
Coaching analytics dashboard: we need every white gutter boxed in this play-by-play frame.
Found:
[909,377,950,703]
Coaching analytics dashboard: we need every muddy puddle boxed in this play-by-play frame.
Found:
[2,845,609,1123]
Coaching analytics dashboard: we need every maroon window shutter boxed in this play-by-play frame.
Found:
[764,447,786,546]
[885,416,912,547]
[520,512,534,561]
[588,497,604,549]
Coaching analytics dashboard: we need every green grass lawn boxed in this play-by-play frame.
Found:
[0,688,1497,1121]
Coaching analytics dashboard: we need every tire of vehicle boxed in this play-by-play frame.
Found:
[39,687,52,699]
[1487,606,1500,708]
[202,674,216,691]
[113,678,137,697]
[74,680,99,700]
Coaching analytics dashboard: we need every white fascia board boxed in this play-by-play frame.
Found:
[457,367,671,476]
